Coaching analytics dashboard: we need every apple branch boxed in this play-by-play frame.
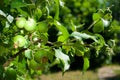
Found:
[3,39,42,67]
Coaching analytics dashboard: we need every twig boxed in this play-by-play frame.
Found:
[87,19,100,30]
[47,41,54,45]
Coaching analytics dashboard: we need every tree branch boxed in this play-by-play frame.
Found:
[3,39,42,67]
[3,48,27,67]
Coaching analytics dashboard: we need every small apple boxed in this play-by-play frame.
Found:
[24,18,36,31]
[36,21,48,33]
[13,35,27,48]
[34,50,48,63]
[16,17,26,28]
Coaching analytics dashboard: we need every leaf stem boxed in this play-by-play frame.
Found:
[54,0,59,20]
[87,19,100,30]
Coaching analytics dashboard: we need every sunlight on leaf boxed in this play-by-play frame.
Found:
[24,49,32,59]
[71,31,97,42]
[0,10,6,17]
[59,0,65,7]
[83,57,89,71]
[54,48,70,71]
[7,15,14,23]
[70,20,76,31]
[102,18,110,27]
[54,20,69,42]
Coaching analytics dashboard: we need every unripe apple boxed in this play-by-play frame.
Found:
[13,35,27,48]
[24,18,36,31]
[34,50,48,64]
[36,21,48,33]
[16,17,26,28]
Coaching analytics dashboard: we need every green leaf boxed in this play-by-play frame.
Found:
[5,68,17,80]
[6,15,14,23]
[11,0,27,8]
[0,46,9,56]
[54,20,69,42]
[93,20,104,33]
[0,65,4,79]
[4,0,10,6]
[39,33,48,44]
[70,20,76,31]
[34,49,48,63]
[34,8,42,21]
[73,41,85,56]
[13,58,27,74]
[107,39,115,48]
[0,10,13,27]
[24,49,32,59]
[104,13,112,20]
[16,8,29,17]
[92,13,101,21]
[0,10,6,17]
[54,48,70,71]
[50,58,60,67]
[95,34,105,47]
[110,20,120,33]
[0,46,6,56]
[28,59,43,70]
[92,34,105,55]
[11,0,35,9]
[57,35,65,42]
[83,57,89,71]
[75,49,84,57]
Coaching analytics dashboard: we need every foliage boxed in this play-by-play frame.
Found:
[0,0,119,79]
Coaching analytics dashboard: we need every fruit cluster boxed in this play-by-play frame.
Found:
[16,17,36,31]
[13,16,48,48]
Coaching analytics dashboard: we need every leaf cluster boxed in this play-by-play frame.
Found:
[0,0,119,79]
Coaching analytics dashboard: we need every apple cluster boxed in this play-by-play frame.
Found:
[13,17,37,48]
[16,17,36,31]
[13,16,48,48]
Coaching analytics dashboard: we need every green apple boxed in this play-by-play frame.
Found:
[24,18,36,31]
[13,35,26,48]
[36,21,48,33]
[16,17,26,28]
[34,50,48,63]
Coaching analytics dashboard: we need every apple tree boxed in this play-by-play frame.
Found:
[0,0,118,79]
